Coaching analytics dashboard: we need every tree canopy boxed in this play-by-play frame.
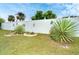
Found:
[16,12,25,21]
[8,15,15,22]
[0,18,5,23]
[44,10,56,19]
[31,11,44,20]
[31,10,57,20]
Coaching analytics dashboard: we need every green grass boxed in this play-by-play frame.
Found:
[0,30,79,55]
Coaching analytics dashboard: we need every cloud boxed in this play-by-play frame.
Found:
[59,4,79,17]
[0,3,79,20]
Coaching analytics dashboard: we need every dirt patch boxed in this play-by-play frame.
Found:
[23,33,37,37]
[4,32,37,37]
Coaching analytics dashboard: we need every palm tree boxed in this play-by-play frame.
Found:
[44,10,56,19]
[50,19,77,44]
[16,12,25,21]
[0,18,5,29]
[8,15,15,22]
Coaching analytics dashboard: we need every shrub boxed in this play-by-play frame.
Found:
[50,19,77,44]
[14,25,25,34]
[0,18,5,29]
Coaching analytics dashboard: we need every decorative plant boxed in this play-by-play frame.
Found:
[50,19,77,44]
[14,25,25,34]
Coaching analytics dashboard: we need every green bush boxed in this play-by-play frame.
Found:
[0,18,5,29]
[14,25,25,34]
[50,19,77,44]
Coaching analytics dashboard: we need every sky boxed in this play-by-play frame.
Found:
[0,3,79,21]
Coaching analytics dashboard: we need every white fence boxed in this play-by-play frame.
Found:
[2,19,55,34]
[1,18,79,36]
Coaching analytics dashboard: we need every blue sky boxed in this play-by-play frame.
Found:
[0,3,79,21]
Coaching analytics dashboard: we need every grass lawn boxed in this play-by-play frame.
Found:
[0,30,79,55]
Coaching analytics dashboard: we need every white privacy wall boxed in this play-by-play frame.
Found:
[2,22,15,30]
[24,20,53,34]
[2,18,79,36]
[2,19,55,34]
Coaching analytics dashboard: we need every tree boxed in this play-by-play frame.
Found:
[44,10,56,19]
[31,11,44,20]
[16,12,25,21]
[50,19,77,44]
[35,11,44,20]
[31,10,56,20]
[8,15,15,22]
[31,16,36,20]
[0,18,5,29]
